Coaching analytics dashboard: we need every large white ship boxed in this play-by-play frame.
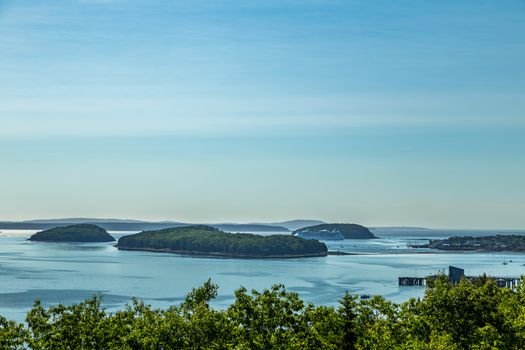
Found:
[294,230,344,241]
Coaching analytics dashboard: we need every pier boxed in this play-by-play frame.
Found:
[398,265,521,289]
[398,277,426,286]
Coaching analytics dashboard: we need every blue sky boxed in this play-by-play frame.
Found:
[1,0,524,228]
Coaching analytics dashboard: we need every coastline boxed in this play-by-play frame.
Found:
[413,247,525,253]
[410,244,525,253]
[116,246,328,259]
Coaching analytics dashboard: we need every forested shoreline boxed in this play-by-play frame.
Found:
[415,235,525,252]
[117,225,328,258]
[1,276,525,349]
[28,224,115,243]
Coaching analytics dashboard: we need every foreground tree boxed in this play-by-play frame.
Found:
[0,316,26,350]
[1,276,525,349]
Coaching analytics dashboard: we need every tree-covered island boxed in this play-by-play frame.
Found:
[28,224,115,242]
[293,223,376,240]
[414,235,525,252]
[117,225,328,258]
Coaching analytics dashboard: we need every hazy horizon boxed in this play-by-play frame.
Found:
[1,0,524,229]
[1,216,524,231]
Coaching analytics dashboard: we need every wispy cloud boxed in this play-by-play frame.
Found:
[1,93,523,138]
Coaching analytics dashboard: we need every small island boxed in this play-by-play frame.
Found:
[28,224,115,242]
[292,223,376,240]
[413,235,525,252]
[117,225,327,258]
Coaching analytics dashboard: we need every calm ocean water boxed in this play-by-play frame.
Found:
[1,228,525,322]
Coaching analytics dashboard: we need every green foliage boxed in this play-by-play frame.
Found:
[0,315,26,350]
[339,292,358,350]
[180,278,218,312]
[227,284,306,349]
[2,276,525,349]
[29,224,115,242]
[117,225,327,257]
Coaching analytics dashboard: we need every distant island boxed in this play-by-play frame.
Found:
[117,225,328,258]
[292,223,376,240]
[413,235,525,252]
[28,224,115,242]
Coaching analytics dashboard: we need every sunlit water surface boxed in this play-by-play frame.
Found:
[1,228,525,322]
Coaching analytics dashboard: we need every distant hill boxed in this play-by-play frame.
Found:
[265,220,326,231]
[28,224,115,242]
[0,219,288,232]
[293,223,376,240]
[24,218,149,224]
[0,221,186,232]
[371,226,429,231]
[214,224,289,232]
[117,225,327,258]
